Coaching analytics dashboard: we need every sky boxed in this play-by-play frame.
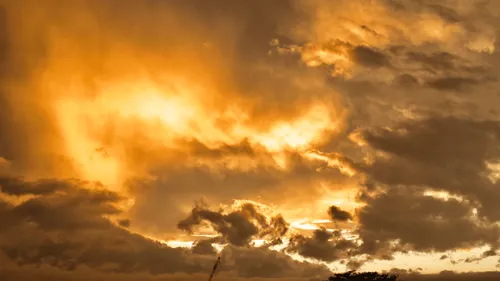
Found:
[1,0,500,280]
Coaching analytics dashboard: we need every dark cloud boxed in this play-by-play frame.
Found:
[0,177,74,195]
[426,76,481,91]
[381,0,481,24]
[352,46,391,68]
[0,178,205,275]
[180,138,256,158]
[0,177,327,279]
[191,239,218,256]
[178,203,258,247]
[220,245,330,279]
[482,249,497,257]
[0,246,329,281]
[459,248,498,264]
[327,205,353,222]
[393,73,420,87]
[260,214,289,242]
[360,116,500,221]
[0,252,327,281]
[388,48,492,92]
[400,271,500,281]
[426,3,462,23]
[178,202,288,246]
[405,51,458,72]
[345,259,364,271]
[285,228,357,262]
[353,116,500,256]
[400,46,494,92]
[118,219,131,228]
[357,186,499,253]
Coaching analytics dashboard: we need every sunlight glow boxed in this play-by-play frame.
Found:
[423,190,465,202]
[253,104,336,152]
[53,78,339,190]
[486,161,500,183]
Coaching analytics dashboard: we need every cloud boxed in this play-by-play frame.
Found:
[286,228,357,262]
[191,239,218,256]
[0,0,352,243]
[399,271,500,281]
[357,186,499,253]
[219,245,330,279]
[2,0,500,277]
[360,116,500,221]
[0,178,205,275]
[350,116,500,257]
[327,205,353,222]
[0,255,324,281]
[126,148,355,238]
[293,0,498,53]
[351,46,391,68]
[0,177,84,196]
[178,201,289,246]
[276,37,494,91]
[0,176,328,279]
[345,259,365,271]
[118,219,131,228]
[272,0,499,113]
[425,76,483,92]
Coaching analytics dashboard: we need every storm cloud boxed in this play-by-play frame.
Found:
[1,0,500,280]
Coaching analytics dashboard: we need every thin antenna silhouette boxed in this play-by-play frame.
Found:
[208,256,221,281]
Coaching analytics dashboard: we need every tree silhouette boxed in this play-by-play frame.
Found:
[326,271,401,281]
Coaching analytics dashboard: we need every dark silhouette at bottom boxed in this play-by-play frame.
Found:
[325,271,400,281]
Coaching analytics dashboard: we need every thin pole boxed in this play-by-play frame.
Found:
[208,256,221,281]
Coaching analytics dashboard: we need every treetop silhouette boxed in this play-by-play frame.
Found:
[326,271,400,281]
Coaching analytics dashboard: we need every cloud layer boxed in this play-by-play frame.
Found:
[1,0,500,280]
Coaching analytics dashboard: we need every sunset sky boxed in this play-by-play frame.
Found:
[1,1,500,280]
